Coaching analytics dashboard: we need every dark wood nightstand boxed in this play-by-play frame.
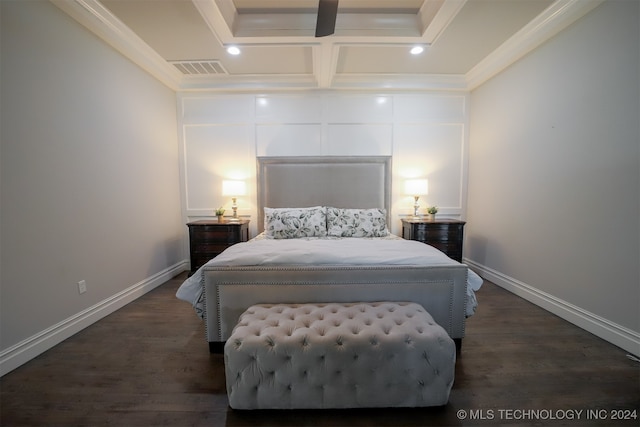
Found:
[187,219,250,275]
[401,218,466,262]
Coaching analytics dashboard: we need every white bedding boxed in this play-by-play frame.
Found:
[176,234,483,318]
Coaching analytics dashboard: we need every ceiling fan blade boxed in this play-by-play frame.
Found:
[315,0,338,37]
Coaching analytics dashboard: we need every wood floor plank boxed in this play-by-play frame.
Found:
[1,273,638,426]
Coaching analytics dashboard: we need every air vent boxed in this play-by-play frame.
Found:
[169,60,228,76]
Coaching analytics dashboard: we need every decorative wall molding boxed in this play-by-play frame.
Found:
[464,259,640,356]
[0,262,188,377]
[178,92,469,237]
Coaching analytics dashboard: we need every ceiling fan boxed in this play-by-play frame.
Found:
[315,0,339,37]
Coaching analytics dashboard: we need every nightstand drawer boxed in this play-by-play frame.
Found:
[191,228,245,244]
[401,218,465,262]
[187,220,250,274]
[413,224,463,242]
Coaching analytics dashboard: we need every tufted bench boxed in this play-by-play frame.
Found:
[224,302,456,410]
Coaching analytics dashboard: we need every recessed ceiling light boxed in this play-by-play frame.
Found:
[410,46,424,55]
[227,46,241,55]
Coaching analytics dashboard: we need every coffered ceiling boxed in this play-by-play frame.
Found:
[52,0,603,91]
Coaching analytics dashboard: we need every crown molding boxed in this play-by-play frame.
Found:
[465,0,604,90]
[50,0,182,91]
[178,74,318,92]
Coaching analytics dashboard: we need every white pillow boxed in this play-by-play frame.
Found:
[264,206,327,239]
[326,208,389,237]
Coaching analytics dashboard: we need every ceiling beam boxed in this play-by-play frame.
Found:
[192,0,235,44]
[421,0,466,43]
[313,42,339,88]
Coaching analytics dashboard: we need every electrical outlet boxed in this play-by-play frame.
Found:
[78,280,87,294]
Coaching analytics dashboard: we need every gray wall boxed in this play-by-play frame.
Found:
[1,0,184,373]
[466,0,639,353]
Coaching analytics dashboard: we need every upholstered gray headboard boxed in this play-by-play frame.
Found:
[257,156,392,233]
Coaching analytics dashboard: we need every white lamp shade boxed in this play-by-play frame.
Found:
[404,179,429,196]
[222,180,246,196]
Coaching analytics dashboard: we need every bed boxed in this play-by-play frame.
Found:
[177,156,482,352]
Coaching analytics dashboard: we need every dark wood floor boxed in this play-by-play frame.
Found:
[2,273,638,426]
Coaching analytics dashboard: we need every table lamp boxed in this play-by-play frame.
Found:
[404,179,429,218]
[222,180,246,221]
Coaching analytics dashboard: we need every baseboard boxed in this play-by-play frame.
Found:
[0,261,189,377]
[464,258,640,356]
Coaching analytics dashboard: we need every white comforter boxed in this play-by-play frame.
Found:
[176,235,483,317]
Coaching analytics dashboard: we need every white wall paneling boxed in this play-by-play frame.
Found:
[183,124,255,213]
[182,95,255,124]
[256,124,323,157]
[325,124,393,156]
[393,124,465,215]
[324,95,393,123]
[255,95,322,123]
[178,92,469,236]
[394,94,466,123]
[391,94,469,220]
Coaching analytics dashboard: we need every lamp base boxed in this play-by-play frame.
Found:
[228,200,240,221]
[413,196,421,218]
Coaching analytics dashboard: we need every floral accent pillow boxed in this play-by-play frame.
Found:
[326,208,389,237]
[264,206,327,239]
